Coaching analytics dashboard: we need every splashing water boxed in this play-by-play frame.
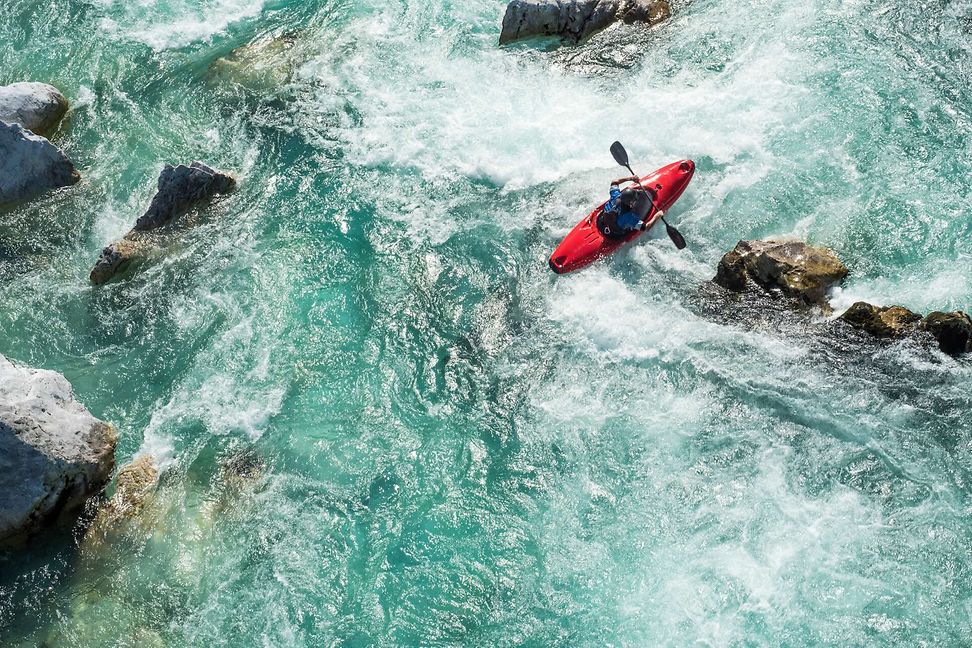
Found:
[2,0,972,644]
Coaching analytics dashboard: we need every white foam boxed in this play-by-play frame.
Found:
[298,0,810,206]
[95,0,266,50]
[830,260,972,314]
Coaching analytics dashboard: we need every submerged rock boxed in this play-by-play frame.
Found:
[713,240,849,307]
[0,82,69,138]
[499,0,671,45]
[920,311,972,356]
[90,162,235,284]
[208,32,301,94]
[89,236,155,285]
[0,121,80,206]
[839,302,921,338]
[86,455,159,537]
[0,354,116,544]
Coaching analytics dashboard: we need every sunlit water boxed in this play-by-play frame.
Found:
[2,0,972,644]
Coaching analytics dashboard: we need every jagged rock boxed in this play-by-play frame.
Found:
[89,236,155,285]
[0,121,80,206]
[90,162,235,284]
[134,161,236,231]
[0,82,69,138]
[208,33,301,93]
[921,311,972,356]
[713,240,849,307]
[840,302,921,338]
[499,0,671,44]
[0,354,116,544]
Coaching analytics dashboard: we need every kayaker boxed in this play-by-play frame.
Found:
[597,176,663,239]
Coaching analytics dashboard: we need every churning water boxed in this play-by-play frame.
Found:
[2,0,972,644]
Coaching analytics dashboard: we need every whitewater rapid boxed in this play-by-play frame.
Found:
[2,0,972,645]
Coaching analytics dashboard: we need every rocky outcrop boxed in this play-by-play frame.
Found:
[839,304,971,356]
[90,162,236,284]
[839,302,921,338]
[0,354,116,544]
[0,82,69,138]
[713,240,849,307]
[920,311,972,356]
[0,121,80,206]
[499,0,671,44]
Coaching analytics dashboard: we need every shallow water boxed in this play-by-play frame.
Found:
[2,0,972,644]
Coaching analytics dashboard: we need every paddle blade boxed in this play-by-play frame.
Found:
[666,222,687,250]
[610,141,629,167]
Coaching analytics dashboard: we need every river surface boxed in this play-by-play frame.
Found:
[2,0,972,645]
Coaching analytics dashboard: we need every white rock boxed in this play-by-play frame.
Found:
[0,354,116,544]
[0,82,69,138]
[0,121,80,205]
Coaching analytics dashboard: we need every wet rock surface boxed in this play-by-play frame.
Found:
[839,302,922,338]
[714,239,849,308]
[83,455,159,547]
[133,161,236,231]
[920,311,972,356]
[208,32,302,94]
[0,121,80,206]
[499,0,671,45]
[0,82,69,138]
[707,241,970,358]
[0,354,116,545]
[90,162,235,284]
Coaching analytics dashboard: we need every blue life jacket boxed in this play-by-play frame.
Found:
[602,185,642,232]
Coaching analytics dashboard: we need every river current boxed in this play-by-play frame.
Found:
[2,0,972,645]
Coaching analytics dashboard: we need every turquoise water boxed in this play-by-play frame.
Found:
[2,0,972,644]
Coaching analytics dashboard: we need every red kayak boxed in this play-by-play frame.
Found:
[549,159,695,274]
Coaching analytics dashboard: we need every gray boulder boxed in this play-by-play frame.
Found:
[499,0,671,44]
[714,240,849,308]
[0,121,80,206]
[0,354,116,544]
[0,82,69,138]
[91,162,236,284]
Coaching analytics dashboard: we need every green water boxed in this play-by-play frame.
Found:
[2,0,972,644]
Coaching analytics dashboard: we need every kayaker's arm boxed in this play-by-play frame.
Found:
[611,175,640,186]
[640,209,664,231]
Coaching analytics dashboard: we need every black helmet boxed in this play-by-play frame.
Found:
[617,188,639,210]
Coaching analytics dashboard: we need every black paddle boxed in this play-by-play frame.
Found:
[610,141,687,250]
